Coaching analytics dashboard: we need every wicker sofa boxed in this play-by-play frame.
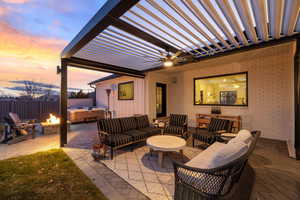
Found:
[173,130,260,200]
[97,115,161,159]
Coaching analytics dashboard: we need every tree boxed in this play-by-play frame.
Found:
[69,90,89,99]
[43,85,53,100]
[22,81,42,99]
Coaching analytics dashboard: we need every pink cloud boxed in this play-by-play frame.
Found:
[0,21,66,83]
[0,21,67,60]
[0,6,10,16]
[2,0,30,4]
[0,21,109,91]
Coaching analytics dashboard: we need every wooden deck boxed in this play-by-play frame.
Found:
[249,138,300,200]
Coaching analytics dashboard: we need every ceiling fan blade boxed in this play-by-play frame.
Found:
[142,59,163,63]
[149,62,162,67]
[171,50,183,60]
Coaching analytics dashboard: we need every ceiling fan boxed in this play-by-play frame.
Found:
[144,50,190,67]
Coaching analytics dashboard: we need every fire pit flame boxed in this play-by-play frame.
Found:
[46,114,60,125]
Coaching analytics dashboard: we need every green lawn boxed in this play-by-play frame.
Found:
[0,149,107,200]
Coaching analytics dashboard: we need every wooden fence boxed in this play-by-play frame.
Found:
[0,100,59,122]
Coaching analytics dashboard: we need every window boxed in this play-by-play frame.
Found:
[118,81,134,100]
[194,72,248,106]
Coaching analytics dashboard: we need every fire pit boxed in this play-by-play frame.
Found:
[41,114,69,135]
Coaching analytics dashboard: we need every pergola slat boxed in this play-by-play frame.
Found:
[89,39,159,61]
[234,0,259,43]
[93,37,161,60]
[106,27,165,53]
[97,34,163,58]
[135,4,206,55]
[268,0,285,39]
[145,0,215,53]
[250,0,269,41]
[121,15,185,53]
[216,0,249,45]
[296,16,300,32]
[110,17,179,53]
[182,0,231,49]
[85,42,159,62]
[128,9,196,56]
[282,0,300,36]
[163,0,225,51]
[199,0,240,48]
[102,31,162,56]
[81,48,160,69]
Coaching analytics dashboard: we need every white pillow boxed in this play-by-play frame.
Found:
[229,129,253,145]
[207,141,248,168]
[186,142,226,169]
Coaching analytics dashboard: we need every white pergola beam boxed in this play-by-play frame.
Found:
[283,0,300,36]
[268,0,285,39]
[250,0,269,41]
[199,0,240,48]
[98,34,163,58]
[128,10,196,56]
[216,0,249,45]
[234,0,259,43]
[146,0,216,53]
[106,27,166,53]
[135,4,206,55]
[102,31,162,56]
[164,0,225,51]
[182,0,231,49]
[296,16,300,32]
[93,38,161,60]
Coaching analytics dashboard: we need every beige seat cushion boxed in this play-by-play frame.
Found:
[186,142,226,169]
[208,141,248,168]
[187,140,248,169]
[229,129,253,145]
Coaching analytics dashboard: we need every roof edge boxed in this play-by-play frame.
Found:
[89,74,121,85]
[61,0,139,59]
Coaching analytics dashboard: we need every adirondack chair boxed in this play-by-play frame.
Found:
[3,113,36,144]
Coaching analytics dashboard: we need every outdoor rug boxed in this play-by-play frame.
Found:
[101,145,202,200]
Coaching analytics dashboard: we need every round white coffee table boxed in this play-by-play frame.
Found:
[146,135,186,168]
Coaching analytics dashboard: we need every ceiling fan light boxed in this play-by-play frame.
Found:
[164,60,173,67]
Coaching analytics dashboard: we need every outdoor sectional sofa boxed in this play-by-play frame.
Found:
[97,115,161,159]
[173,130,260,200]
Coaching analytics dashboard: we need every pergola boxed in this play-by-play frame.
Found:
[60,0,300,159]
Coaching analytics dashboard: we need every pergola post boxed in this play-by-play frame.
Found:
[294,39,300,160]
[60,61,68,147]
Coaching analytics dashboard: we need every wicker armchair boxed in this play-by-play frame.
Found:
[164,114,188,139]
[192,118,233,147]
[173,131,260,200]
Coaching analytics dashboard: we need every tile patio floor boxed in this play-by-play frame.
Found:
[1,122,300,200]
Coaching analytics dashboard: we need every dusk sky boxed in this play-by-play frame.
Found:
[0,0,110,96]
